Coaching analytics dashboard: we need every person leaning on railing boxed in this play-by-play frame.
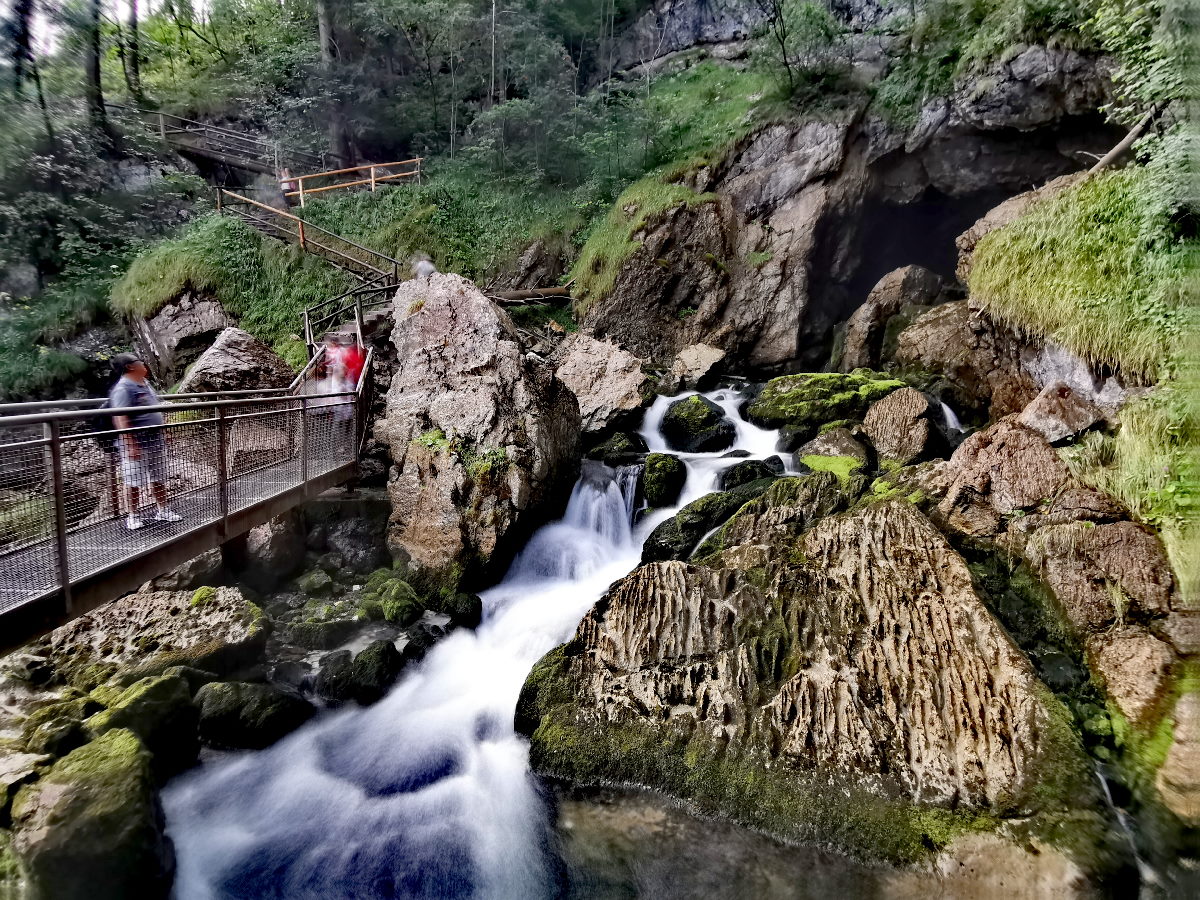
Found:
[108,354,182,531]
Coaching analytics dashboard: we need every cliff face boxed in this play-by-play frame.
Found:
[580,46,1117,372]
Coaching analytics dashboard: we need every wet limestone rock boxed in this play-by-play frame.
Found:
[840,266,942,372]
[1157,694,1200,825]
[553,333,650,434]
[661,343,726,393]
[146,548,225,592]
[240,510,306,591]
[587,431,649,467]
[522,501,1092,855]
[315,641,406,705]
[642,453,687,508]
[42,586,267,690]
[1084,627,1174,728]
[863,387,944,465]
[717,457,783,491]
[660,394,736,453]
[641,477,777,563]
[376,274,580,590]
[174,326,295,394]
[1024,521,1175,634]
[11,729,174,900]
[745,371,904,431]
[194,681,315,750]
[893,301,1039,419]
[1016,382,1104,444]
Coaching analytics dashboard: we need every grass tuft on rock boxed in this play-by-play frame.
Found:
[969,166,1188,381]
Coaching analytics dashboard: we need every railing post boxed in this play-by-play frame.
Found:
[299,396,309,485]
[44,422,72,612]
[298,219,307,250]
[216,407,229,536]
[304,311,314,360]
[298,180,306,208]
[370,166,377,192]
[216,188,223,214]
[355,295,366,347]
[158,112,166,141]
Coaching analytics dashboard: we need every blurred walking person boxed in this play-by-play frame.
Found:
[108,354,181,530]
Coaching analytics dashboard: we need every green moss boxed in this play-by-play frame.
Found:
[745,250,773,268]
[800,454,864,484]
[643,453,687,508]
[746,371,905,429]
[415,428,450,452]
[189,586,216,608]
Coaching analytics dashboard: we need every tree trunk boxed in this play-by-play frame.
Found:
[315,0,353,166]
[9,0,34,98]
[84,0,110,140]
[128,0,144,104]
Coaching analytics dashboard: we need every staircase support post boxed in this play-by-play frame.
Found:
[44,422,72,613]
[299,397,309,485]
[158,112,166,141]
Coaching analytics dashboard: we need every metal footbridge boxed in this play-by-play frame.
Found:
[0,348,375,653]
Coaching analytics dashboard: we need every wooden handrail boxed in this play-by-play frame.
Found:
[292,159,422,184]
[284,170,419,198]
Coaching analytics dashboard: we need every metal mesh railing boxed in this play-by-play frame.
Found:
[0,353,370,618]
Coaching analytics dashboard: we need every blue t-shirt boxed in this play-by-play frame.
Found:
[109,377,164,431]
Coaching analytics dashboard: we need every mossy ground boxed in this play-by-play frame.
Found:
[800,454,864,483]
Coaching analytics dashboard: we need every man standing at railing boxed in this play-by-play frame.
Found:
[108,354,182,531]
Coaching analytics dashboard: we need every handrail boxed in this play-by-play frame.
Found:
[292,159,422,184]
[282,159,423,207]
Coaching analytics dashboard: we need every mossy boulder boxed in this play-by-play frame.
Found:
[295,569,334,598]
[718,457,784,491]
[286,618,360,651]
[20,696,101,759]
[794,428,872,484]
[380,581,424,626]
[426,591,483,628]
[641,477,777,563]
[745,371,905,430]
[314,651,355,703]
[83,675,197,780]
[643,453,687,508]
[347,640,407,705]
[660,395,736,453]
[10,729,174,900]
[194,682,315,750]
[586,431,649,466]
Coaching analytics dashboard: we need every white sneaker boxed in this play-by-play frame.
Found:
[126,515,145,530]
[155,507,182,522]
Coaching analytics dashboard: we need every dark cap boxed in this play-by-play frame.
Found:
[110,353,143,376]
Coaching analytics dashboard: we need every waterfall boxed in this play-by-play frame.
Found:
[164,390,788,900]
[940,401,963,433]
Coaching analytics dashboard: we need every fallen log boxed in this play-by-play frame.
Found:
[489,286,573,304]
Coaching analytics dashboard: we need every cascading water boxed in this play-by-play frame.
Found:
[940,400,963,433]
[163,391,786,899]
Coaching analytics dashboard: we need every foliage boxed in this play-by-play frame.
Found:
[112,214,352,365]
[754,0,850,101]
[1090,0,1186,123]
[969,165,1188,380]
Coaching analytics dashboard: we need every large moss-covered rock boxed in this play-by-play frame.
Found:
[84,675,197,779]
[348,640,407,705]
[794,428,871,483]
[660,395,736,453]
[11,729,174,900]
[586,431,649,467]
[641,477,776,563]
[194,682,315,750]
[520,500,1105,864]
[717,457,783,491]
[745,371,905,430]
[643,453,687,507]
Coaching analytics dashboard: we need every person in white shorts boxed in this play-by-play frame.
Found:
[108,354,182,530]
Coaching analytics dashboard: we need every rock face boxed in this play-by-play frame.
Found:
[1158,694,1200,825]
[240,511,306,591]
[1016,382,1103,444]
[523,500,1091,850]
[840,266,942,371]
[41,586,267,689]
[863,387,943,465]
[661,343,726,393]
[1084,627,1174,727]
[174,326,295,393]
[641,477,776,562]
[11,729,174,900]
[893,301,1038,418]
[376,274,580,589]
[132,291,233,385]
[553,333,650,434]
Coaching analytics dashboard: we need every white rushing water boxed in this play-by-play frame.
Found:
[164,390,784,899]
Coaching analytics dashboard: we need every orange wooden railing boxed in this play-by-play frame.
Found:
[281,159,423,207]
